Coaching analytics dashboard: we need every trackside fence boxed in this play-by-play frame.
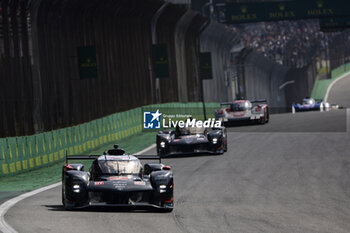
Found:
[0,102,219,177]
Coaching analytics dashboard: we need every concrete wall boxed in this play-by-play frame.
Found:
[284,63,317,108]
[200,21,240,102]
[238,50,290,113]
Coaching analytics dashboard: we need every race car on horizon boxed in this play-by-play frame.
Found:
[156,125,227,157]
[292,97,330,113]
[62,147,174,212]
[215,99,269,125]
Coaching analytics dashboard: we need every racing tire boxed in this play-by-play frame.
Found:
[259,115,266,124]
[266,110,269,123]
[62,188,74,210]
[159,207,173,213]
[62,184,76,210]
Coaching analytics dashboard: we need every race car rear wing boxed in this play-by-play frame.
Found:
[220,102,232,105]
[66,153,162,164]
[66,154,99,163]
[136,155,162,164]
[250,99,267,103]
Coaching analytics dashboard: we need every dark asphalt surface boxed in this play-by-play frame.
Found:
[4,108,350,233]
[327,74,350,108]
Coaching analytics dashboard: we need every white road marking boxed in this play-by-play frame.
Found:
[134,144,156,155]
[0,183,60,233]
[324,71,350,102]
[0,144,156,233]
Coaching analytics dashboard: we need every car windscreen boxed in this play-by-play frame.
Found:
[302,99,315,105]
[230,102,250,112]
[98,160,142,175]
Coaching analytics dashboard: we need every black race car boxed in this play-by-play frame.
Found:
[62,147,174,212]
[156,126,227,157]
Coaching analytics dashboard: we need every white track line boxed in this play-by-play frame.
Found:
[0,144,156,233]
[0,183,60,233]
[134,143,156,155]
[324,71,350,102]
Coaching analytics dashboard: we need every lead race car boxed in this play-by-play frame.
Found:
[215,99,269,125]
[156,124,227,157]
[62,146,174,212]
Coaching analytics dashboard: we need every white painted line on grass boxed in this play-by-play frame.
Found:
[324,71,350,102]
[0,144,156,233]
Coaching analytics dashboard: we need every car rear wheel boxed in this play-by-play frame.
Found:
[260,115,266,124]
[266,109,269,123]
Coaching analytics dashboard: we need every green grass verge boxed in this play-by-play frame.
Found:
[311,78,333,100]
[311,63,350,100]
[0,132,156,193]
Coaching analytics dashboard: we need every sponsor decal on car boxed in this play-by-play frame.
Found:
[134,181,146,185]
[94,181,104,185]
[233,112,245,117]
[109,177,129,181]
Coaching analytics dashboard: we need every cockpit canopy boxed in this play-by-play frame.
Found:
[90,155,142,177]
[230,101,252,112]
[302,98,315,105]
[99,160,142,175]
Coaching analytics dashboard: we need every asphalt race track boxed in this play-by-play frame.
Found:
[327,73,350,108]
[3,108,350,233]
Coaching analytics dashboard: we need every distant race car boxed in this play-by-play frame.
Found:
[215,99,269,125]
[156,126,227,157]
[292,97,329,113]
[62,147,174,212]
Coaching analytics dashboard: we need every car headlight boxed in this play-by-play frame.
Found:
[212,138,218,144]
[160,141,166,148]
[324,102,330,108]
[73,184,80,193]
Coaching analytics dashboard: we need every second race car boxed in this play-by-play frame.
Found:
[156,124,227,157]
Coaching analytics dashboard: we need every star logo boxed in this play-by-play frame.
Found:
[151,109,161,122]
[143,109,162,129]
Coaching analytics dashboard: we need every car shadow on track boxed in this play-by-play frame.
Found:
[160,153,222,159]
[44,205,169,213]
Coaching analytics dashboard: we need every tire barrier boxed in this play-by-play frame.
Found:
[0,102,219,177]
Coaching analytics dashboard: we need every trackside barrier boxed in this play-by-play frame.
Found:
[0,102,220,177]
